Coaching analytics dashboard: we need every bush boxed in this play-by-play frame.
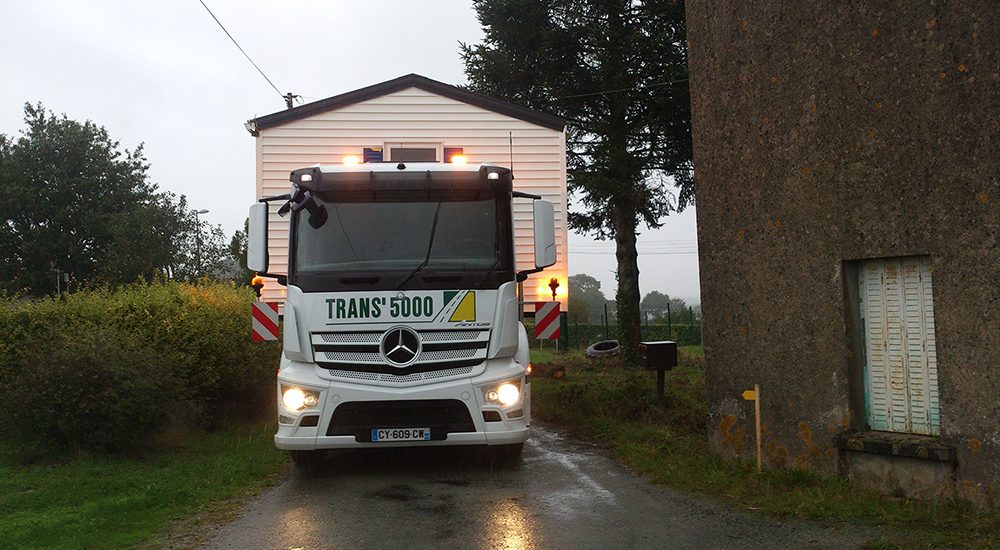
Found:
[0,281,281,453]
[1,327,180,453]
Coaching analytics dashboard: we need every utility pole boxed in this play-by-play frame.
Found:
[284,92,300,109]
[194,209,210,279]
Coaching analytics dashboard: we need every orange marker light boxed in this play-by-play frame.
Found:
[450,154,468,165]
[251,275,264,298]
[343,155,361,165]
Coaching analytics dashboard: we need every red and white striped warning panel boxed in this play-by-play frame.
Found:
[252,302,279,341]
[534,301,561,340]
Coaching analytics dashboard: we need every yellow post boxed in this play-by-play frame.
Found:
[754,383,762,472]
[742,384,763,473]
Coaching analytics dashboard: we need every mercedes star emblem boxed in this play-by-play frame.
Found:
[380,327,421,366]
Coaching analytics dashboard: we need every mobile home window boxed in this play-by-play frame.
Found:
[386,143,440,162]
[857,256,940,435]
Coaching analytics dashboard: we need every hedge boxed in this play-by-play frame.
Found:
[0,282,280,454]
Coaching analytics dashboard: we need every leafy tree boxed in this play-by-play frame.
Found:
[166,203,233,282]
[0,103,186,295]
[640,290,687,322]
[462,0,692,360]
[569,273,610,323]
[227,218,255,285]
[0,103,240,294]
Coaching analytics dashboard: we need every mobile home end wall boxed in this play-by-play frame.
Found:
[254,86,569,309]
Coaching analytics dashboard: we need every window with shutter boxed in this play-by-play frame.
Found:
[858,256,940,435]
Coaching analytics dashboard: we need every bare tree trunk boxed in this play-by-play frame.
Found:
[613,203,641,362]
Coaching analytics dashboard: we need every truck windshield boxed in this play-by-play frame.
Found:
[291,188,514,291]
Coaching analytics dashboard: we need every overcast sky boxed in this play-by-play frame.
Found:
[1,0,700,304]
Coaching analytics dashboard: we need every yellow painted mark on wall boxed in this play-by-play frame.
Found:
[449,292,477,322]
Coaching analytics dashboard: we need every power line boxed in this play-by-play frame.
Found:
[197,0,283,98]
[552,78,688,100]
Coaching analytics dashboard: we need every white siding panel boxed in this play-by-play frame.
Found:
[255,87,569,309]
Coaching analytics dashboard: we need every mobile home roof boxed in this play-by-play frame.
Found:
[246,74,566,134]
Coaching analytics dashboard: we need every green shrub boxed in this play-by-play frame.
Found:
[0,281,281,453]
[0,327,181,453]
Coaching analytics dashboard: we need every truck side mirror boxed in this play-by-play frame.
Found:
[247,203,269,273]
[533,200,556,269]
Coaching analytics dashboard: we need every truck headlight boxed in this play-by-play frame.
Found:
[281,386,319,412]
[483,379,521,408]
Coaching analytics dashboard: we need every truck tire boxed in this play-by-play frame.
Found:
[289,450,325,465]
[586,340,620,357]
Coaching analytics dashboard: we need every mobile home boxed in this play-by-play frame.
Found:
[245,74,569,312]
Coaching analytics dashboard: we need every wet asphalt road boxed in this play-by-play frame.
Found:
[199,426,866,549]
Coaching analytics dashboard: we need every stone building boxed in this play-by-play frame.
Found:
[686,1,999,506]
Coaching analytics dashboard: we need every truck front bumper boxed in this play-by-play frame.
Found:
[274,356,530,450]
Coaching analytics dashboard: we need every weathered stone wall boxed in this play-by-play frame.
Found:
[686,0,999,506]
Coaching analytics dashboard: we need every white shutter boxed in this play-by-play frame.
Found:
[860,260,891,431]
[859,257,940,435]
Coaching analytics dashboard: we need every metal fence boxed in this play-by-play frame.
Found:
[525,315,703,349]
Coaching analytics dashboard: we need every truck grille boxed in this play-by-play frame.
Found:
[326,399,476,441]
[311,329,489,375]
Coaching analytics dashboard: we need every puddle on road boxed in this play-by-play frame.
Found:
[525,427,618,520]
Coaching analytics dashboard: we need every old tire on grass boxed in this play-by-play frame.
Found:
[586,340,620,358]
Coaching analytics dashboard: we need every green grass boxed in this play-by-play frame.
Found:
[0,421,288,549]
[530,348,556,364]
[530,347,1000,548]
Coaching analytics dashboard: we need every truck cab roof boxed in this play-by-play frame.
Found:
[308,162,509,175]
[290,163,513,193]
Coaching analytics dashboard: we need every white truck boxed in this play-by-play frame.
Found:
[247,161,557,463]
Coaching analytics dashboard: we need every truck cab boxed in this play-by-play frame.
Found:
[247,161,556,462]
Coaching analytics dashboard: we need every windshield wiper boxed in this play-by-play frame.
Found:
[397,202,443,290]
[473,205,504,288]
[472,255,502,288]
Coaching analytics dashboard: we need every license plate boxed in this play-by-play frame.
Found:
[371,427,432,442]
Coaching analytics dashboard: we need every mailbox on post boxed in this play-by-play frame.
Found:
[638,340,678,404]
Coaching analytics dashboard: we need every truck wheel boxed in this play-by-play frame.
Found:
[289,450,325,465]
